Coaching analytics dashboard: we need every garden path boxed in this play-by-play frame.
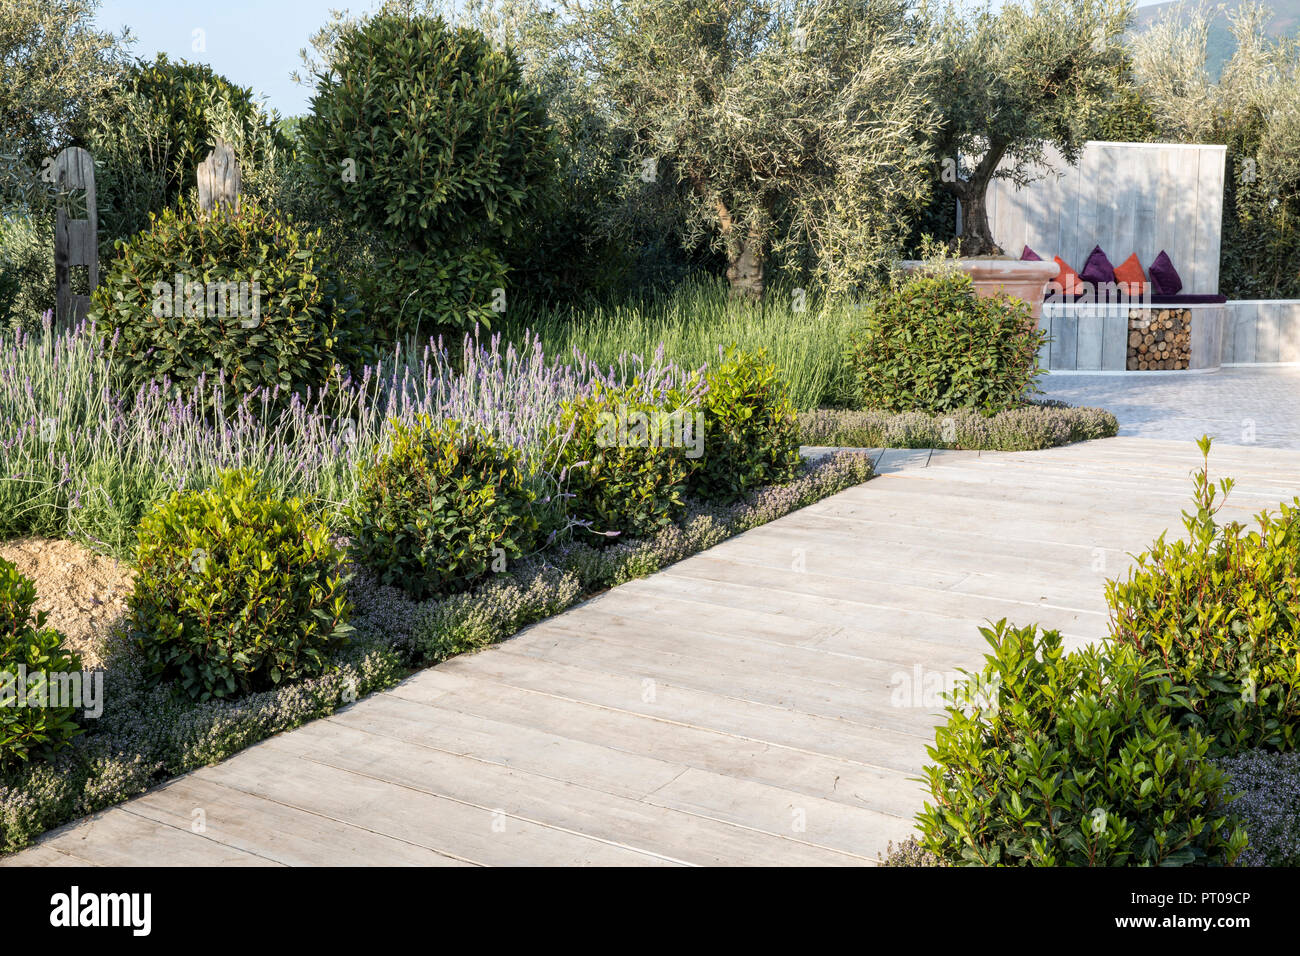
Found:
[6,437,1299,866]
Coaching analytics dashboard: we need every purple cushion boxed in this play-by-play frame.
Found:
[1148,251,1183,296]
[1078,245,1115,287]
[1020,245,1042,261]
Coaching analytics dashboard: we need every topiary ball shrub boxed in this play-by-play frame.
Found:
[91,200,370,412]
[129,470,353,701]
[846,270,1047,414]
[302,12,552,337]
[1108,437,1300,754]
[689,349,803,504]
[0,558,83,769]
[348,417,543,601]
[548,381,694,542]
[917,620,1247,866]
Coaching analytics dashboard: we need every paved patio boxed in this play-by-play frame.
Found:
[6,437,1299,866]
[1041,366,1300,448]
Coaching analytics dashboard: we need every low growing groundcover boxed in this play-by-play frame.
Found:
[797,401,1119,452]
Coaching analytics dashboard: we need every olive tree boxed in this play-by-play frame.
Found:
[1131,2,1300,296]
[0,0,124,198]
[926,0,1131,256]
[540,0,939,300]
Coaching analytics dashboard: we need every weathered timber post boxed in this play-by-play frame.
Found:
[197,141,241,217]
[53,146,98,328]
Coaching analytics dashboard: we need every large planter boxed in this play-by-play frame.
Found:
[898,258,1059,325]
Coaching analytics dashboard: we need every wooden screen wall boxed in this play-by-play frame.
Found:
[982,141,1227,295]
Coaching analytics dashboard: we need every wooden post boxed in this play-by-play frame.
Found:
[197,141,241,217]
[53,146,98,328]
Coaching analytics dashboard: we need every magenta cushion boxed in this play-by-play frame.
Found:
[1078,245,1115,287]
[1148,250,1183,296]
[1020,245,1042,261]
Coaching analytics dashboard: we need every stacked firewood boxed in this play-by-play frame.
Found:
[1127,308,1191,370]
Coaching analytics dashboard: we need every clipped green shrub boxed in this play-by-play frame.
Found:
[349,417,542,601]
[690,349,802,503]
[846,271,1046,414]
[1108,437,1300,754]
[0,558,83,769]
[549,381,694,541]
[302,12,551,337]
[91,200,369,411]
[917,620,1247,866]
[128,470,352,701]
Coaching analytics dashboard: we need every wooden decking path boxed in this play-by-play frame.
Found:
[8,437,1300,866]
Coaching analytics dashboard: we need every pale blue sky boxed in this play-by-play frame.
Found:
[95,0,389,118]
[96,0,1170,119]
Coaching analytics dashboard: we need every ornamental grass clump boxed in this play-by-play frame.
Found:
[128,470,353,701]
[1108,437,1300,754]
[349,416,544,601]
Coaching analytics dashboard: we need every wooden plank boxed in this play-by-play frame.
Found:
[1194,146,1226,294]
[1075,304,1104,370]
[123,776,473,867]
[1279,302,1300,363]
[198,743,680,867]
[1233,301,1260,363]
[1050,309,1078,370]
[1255,301,1282,364]
[1102,303,1128,370]
[263,719,878,865]
[24,808,282,867]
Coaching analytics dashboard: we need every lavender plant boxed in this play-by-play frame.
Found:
[0,317,704,554]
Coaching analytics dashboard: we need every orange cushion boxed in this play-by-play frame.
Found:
[1053,256,1084,296]
[1112,253,1146,296]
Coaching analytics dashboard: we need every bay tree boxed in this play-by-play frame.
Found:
[545,0,939,300]
[301,11,552,334]
[925,0,1131,256]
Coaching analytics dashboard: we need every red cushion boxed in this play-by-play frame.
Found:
[1112,253,1146,296]
[1052,256,1084,297]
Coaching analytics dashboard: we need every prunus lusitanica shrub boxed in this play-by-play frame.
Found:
[349,417,542,601]
[128,470,352,701]
[917,620,1247,866]
[548,382,695,541]
[847,271,1046,414]
[0,558,83,769]
[690,349,802,504]
[91,201,369,411]
[1108,437,1300,754]
[302,12,552,337]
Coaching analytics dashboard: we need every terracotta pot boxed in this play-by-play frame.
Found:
[897,258,1059,325]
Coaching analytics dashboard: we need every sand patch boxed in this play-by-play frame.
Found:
[0,537,133,668]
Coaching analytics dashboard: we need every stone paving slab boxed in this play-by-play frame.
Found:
[1041,366,1300,448]
[6,437,1298,867]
